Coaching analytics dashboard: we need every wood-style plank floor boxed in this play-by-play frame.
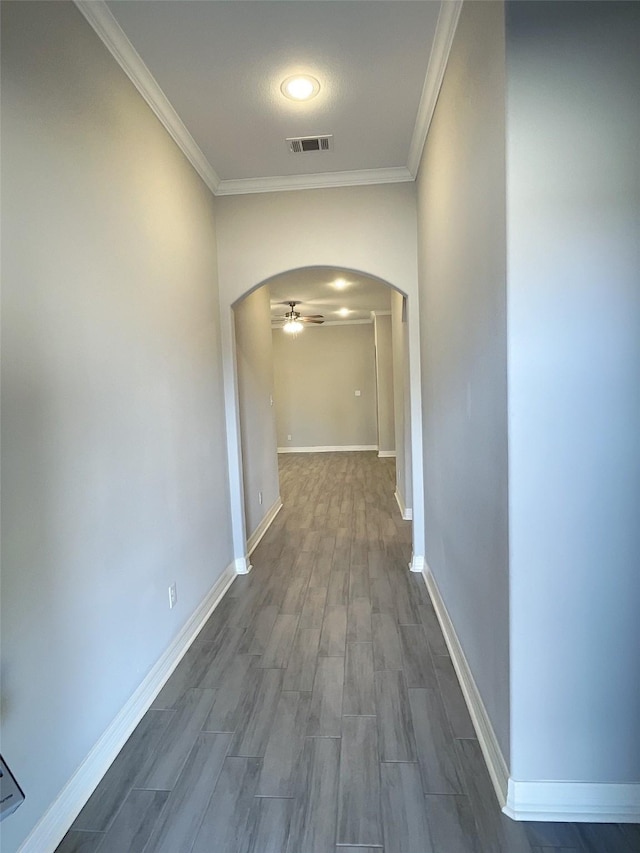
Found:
[58,453,639,853]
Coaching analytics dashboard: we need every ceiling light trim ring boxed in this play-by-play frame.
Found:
[281,75,321,102]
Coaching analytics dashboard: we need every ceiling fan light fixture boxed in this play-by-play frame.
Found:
[281,75,320,101]
[283,319,304,335]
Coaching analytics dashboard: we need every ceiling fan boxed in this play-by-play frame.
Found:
[275,301,324,335]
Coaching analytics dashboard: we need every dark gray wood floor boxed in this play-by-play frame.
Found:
[59,453,639,853]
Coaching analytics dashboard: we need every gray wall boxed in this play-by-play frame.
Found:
[234,288,280,539]
[215,184,418,304]
[391,292,412,511]
[273,324,378,449]
[416,0,510,760]
[373,314,395,456]
[1,4,232,850]
[506,0,640,783]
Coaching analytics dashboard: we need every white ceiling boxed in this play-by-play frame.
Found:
[80,1,461,195]
[266,267,393,325]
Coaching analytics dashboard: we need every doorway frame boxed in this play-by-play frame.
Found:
[220,270,426,575]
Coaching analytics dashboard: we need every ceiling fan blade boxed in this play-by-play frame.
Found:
[301,317,324,324]
[302,314,324,319]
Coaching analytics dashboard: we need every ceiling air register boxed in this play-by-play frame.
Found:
[286,135,334,154]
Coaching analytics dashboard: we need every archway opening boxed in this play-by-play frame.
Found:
[231,266,414,564]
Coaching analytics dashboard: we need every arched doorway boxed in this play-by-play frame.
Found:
[223,265,424,576]
[213,182,425,575]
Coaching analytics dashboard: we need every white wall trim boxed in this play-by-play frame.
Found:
[504,780,640,824]
[216,167,413,196]
[423,566,510,808]
[219,306,252,573]
[18,562,236,853]
[73,1,220,195]
[247,496,283,556]
[424,568,640,824]
[409,553,426,573]
[395,488,413,520]
[407,0,463,176]
[278,445,378,454]
[234,556,252,575]
[378,450,396,458]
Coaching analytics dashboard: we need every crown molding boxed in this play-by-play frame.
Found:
[74,0,220,195]
[215,167,413,197]
[75,0,459,197]
[407,0,463,177]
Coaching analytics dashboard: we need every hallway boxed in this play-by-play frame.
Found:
[58,454,638,853]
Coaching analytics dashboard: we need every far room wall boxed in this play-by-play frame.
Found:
[273,323,378,451]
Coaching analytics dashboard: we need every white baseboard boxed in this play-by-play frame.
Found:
[234,556,252,575]
[505,780,640,823]
[409,553,425,573]
[424,566,640,824]
[395,488,413,520]
[277,445,378,453]
[247,496,283,556]
[378,450,396,458]
[18,562,236,853]
[423,566,509,809]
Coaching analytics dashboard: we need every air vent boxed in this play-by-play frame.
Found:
[287,135,334,154]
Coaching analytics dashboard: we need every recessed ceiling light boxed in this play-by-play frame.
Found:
[281,75,320,101]
[338,307,350,317]
[333,278,347,290]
